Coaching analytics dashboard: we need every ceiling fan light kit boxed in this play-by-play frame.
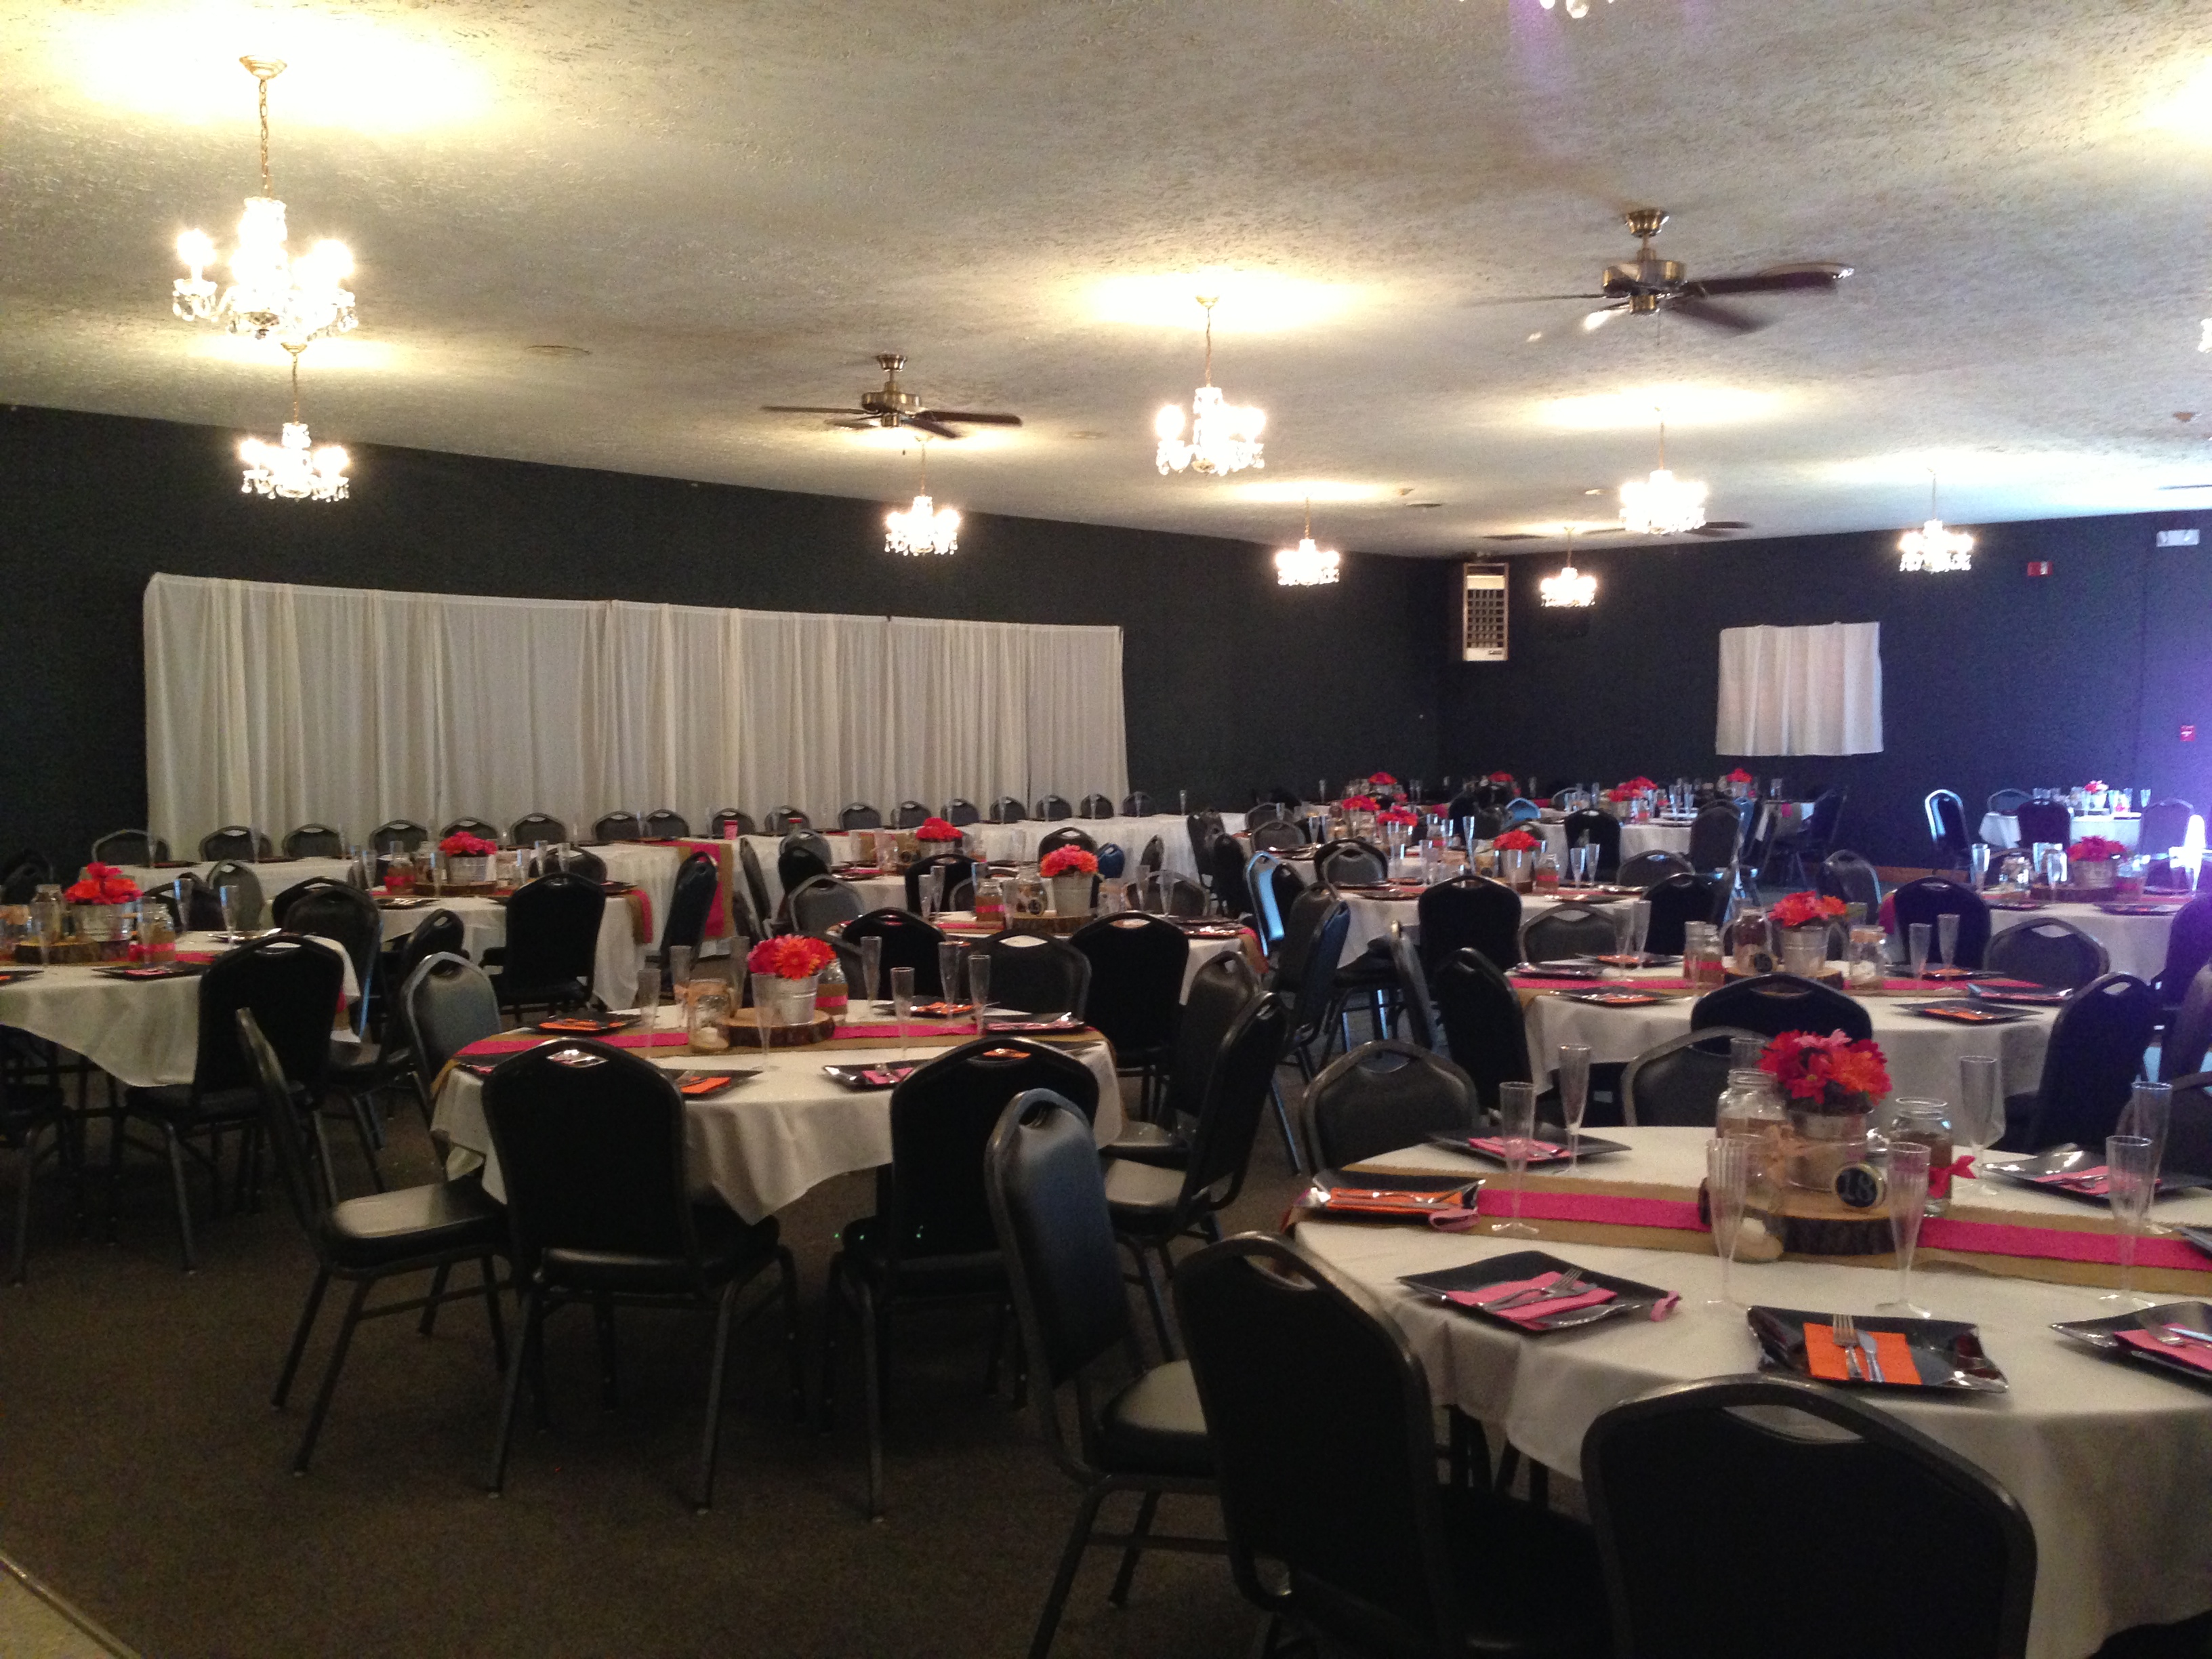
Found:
[884,438,960,556]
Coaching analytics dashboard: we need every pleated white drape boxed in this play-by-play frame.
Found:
[144,574,1126,848]
[1715,622,1884,756]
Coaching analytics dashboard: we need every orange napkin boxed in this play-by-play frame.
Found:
[1802,1323,1921,1384]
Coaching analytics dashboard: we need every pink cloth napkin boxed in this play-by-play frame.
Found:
[1445,1270,1617,1324]
[2116,1330,2212,1371]
[1466,1135,1574,1164]
[2031,1164,2110,1196]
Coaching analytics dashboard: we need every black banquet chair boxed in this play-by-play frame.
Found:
[481,1040,800,1511]
[835,909,947,996]
[370,819,428,855]
[1643,871,1728,958]
[1303,1040,1478,1171]
[839,802,884,831]
[1620,1027,1766,1127]
[1560,807,1621,880]
[1177,1234,1610,1659]
[91,829,169,865]
[2015,798,2072,850]
[200,824,272,861]
[592,810,644,842]
[2005,972,2158,1153]
[1433,947,1532,1113]
[1924,789,1973,871]
[1071,914,1190,1113]
[1036,794,1074,820]
[483,872,606,1015]
[509,812,568,846]
[942,798,982,826]
[282,823,346,859]
[1583,1375,2034,1659]
[766,805,811,833]
[891,800,930,830]
[1817,848,1883,917]
[1985,917,2110,990]
[1692,973,1873,1042]
[1416,876,1520,977]
[970,932,1091,1017]
[1891,876,1992,970]
[1521,903,1615,962]
[1077,792,1115,819]
[708,807,756,839]
[643,808,689,839]
[1120,791,1152,816]
[439,817,501,844]
[990,796,1027,824]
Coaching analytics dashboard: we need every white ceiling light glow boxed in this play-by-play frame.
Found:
[171,58,357,348]
[1541,384,1782,432]
[239,343,348,502]
[1090,268,1353,333]
[1155,295,1265,477]
[1898,472,1973,573]
[1273,499,1339,587]
[884,440,959,556]
[1538,563,1597,605]
[1619,415,1708,535]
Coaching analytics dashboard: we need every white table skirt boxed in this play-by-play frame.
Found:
[432,1008,1122,1222]
[1305,1126,2212,1659]
[0,933,359,1089]
[1981,812,2144,853]
[1521,971,2053,1101]
[1986,901,2175,984]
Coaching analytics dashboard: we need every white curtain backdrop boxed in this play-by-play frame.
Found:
[1715,622,1883,756]
[144,574,1126,848]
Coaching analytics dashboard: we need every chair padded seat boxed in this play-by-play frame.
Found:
[1103,1155,1187,1221]
[125,1083,278,1125]
[1096,1359,1212,1479]
[837,1214,1005,1294]
[1106,1120,1191,1169]
[1435,1485,1610,1658]
[1333,941,1397,989]
[320,1176,508,1271]
[487,972,589,1007]
[542,1206,781,1293]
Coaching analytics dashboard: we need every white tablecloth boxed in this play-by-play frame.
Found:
[1521,967,2055,1102]
[1534,819,1696,867]
[117,857,359,907]
[1981,812,2144,853]
[373,895,640,1008]
[1305,1126,2212,1659]
[432,1008,1122,1221]
[1986,901,2176,985]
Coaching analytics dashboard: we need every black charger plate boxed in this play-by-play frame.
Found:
[1422,1130,1629,1166]
[1401,1249,1671,1334]
[1983,1148,2209,1204]
[2051,1302,2212,1390]
[1747,1304,2007,1393]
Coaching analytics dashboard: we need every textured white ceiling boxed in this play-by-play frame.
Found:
[3,0,2211,556]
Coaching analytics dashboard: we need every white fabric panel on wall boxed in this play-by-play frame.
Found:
[1715,621,1883,756]
[144,574,1126,849]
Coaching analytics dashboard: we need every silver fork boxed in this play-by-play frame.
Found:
[1832,1312,1862,1381]
[1495,1269,1587,1311]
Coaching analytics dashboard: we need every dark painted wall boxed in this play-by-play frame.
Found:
[0,404,1443,866]
[1439,512,2212,865]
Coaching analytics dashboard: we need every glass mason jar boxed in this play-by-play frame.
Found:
[1727,907,1774,977]
[1682,922,1725,990]
[814,956,848,1019]
[1885,1099,1957,1211]
[1846,926,1887,992]
[687,979,737,1054]
[1716,1067,1787,1149]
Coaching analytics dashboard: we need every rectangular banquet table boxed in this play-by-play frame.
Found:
[1302,1125,2212,1659]
[432,1006,1122,1223]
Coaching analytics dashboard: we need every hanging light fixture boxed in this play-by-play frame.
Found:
[239,343,350,501]
[1538,0,1614,16]
[1155,295,1265,476]
[1618,411,1708,535]
[1538,529,1596,606]
[172,58,357,347]
[884,438,959,556]
[1898,471,1973,572]
[1273,497,1340,586]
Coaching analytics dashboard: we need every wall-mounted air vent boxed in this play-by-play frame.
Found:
[1461,562,1508,662]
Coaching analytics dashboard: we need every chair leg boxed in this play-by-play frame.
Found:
[479,1255,508,1372]
[419,1262,451,1335]
[817,1255,844,1433]
[295,1277,373,1474]
[307,1111,341,1210]
[162,1124,198,1272]
[1448,1407,1490,1490]
[778,1248,804,1420]
[487,1288,543,1496]
[1130,1242,1176,1359]
[9,1123,45,1286]
[1107,1488,1160,1607]
[693,1278,741,1513]
[1027,1482,1112,1659]
[856,1279,887,1521]
[1269,1079,1304,1174]
[345,1093,386,1191]
[594,1294,621,1408]
[983,1298,1010,1396]
[274,1265,333,1406]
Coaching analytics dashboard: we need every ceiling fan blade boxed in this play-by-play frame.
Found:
[1580,305,1627,333]
[827,417,885,430]
[918,409,1024,427]
[762,405,870,415]
[1689,266,1848,298]
[1462,292,1610,307]
[1482,533,1543,541]
[1668,295,1767,333]
[1687,527,1739,537]
[901,414,962,440]
[1702,520,1753,531]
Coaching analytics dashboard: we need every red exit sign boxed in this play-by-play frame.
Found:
[2026,561,2053,577]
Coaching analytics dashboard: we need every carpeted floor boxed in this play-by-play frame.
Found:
[0,1074,1307,1659]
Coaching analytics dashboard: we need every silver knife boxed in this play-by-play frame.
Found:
[1857,1331,1886,1383]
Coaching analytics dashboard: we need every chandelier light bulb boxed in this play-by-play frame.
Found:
[1274,498,1339,586]
[239,344,349,502]
[1154,297,1265,476]
[1539,562,1596,607]
[884,441,959,555]
[1618,413,1707,535]
[1898,472,1972,572]
[170,58,358,348]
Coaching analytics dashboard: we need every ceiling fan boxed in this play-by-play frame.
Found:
[1498,209,1851,335]
[1483,519,1754,541]
[763,354,1023,439]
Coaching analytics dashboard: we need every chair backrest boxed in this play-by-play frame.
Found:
[1583,1375,2036,1659]
[708,808,756,839]
[737,840,775,926]
[1154,953,1261,1127]
[1,849,54,904]
[1414,876,1519,977]
[1095,842,1126,879]
[788,874,861,939]
[1817,848,1883,916]
[1185,811,1224,878]
[203,860,265,928]
[984,1088,1133,1479]
[1138,836,1164,872]
[643,808,690,839]
[1250,820,1307,853]
[2155,893,2212,1003]
[1120,791,1153,815]
[1078,793,1114,819]
[401,951,503,1078]
[2142,798,2197,857]
[2014,799,2072,848]
[1687,802,1742,872]
[841,908,948,994]
[766,805,811,832]
[480,1040,701,1279]
[1035,794,1073,819]
[1245,852,1288,952]
[392,910,468,1002]
[1245,802,1288,830]
[371,819,428,854]
[1620,1027,1765,1127]
[282,884,382,1031]
[904,853,982,915]
[1170,993,1290,1214]
[989,796,1027,824]
[282,823,346,859]
[1643,872,1729,957]
[1432,947,1530,1111]
[1283,901,1351,1040]
[1071,914,1190,1059]
[238,1010,333,1254]
[1520,903,1614,962]
[191,935,346,1100]
[659,851,722,955]
[943,798,981,826]
[2163,962,2212,1082]
[1691,973,1874,1042]
[892,800,930,830]
[1160,874,1208,918]
[1305,1040,1477,1168]
[269,876,344,926]
[541,844,606,882]
[1502,797,1541,825]
[592,809,644,843]
[1616,850,1693,889]
[2167,1071,2212,1176]
[499,872,608,994]
[1891,877,1993,968]
[1178,1235,1465,1658]
[1037,825,1099,861]
[839,802,883,831]
[2022,972,2158,1151]
[1925,790,1970,858]
[975,933,1091,1016]
[91,829,167,865]
[1799,784,1847,848]
[1562,807,1622,876]
[439,817,501,844]
[777,832,832,897]
[1986,918,2110,989]
[508,812,569,846]
[1210,835,1254,918]
[1385,922,1437,1050]
[1986,788,2030,816]
[882,1038,1101,1263]
[199,824,270,861]
[1314,840,1387,888]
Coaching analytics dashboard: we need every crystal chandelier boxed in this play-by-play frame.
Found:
[1538,0,1614,16]
[1619,415,1707,535]
[1274,499,1340,586]
[239,344,349,501]
[172,58,357,347]
[1539,533,1596,606]
[884,440,959,555]
[1898,472,1973,572]
[1155,297,1265,476]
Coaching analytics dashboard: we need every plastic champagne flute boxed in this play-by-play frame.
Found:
[937,941,965,1013]
[966,954,991,1034]
[2102,1134,2157,1307]
[890,966,916,1061]
[1879,1141,1932,1316]
[1706,1136,1752,1308]
[1907,922,1931,983]
[1626,899,1651,961]
[1490,1082,1539,1237]
[1558,1044,1591,1168]
[1955,1054,2001,1175]
[2118,1081,2173,1234]
[1936,912,1960,972]
[860,935,884,1010]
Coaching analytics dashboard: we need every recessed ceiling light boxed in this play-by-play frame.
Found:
[1583,488,1603,496]
[527,344,591,357]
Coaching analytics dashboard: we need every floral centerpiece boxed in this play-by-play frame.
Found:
[1367,771,1398,789]
[1376,805,1418,828]
[747,934,836,1025]
[1761,1029,1893,1190]
[1723,766,1755,798]
[2067,834,2127,888]
[1487,771,1517,785]
[1492,827,1540,853]
[1040,845,1099,916]
[438,830,499,891]
[65,863,141,951]
[916,816,963,844]
[1491,825,1541,890]
[1340,793,1380,814]
[1767,890,1845,976]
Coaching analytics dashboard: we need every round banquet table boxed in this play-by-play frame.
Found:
[430,1006,1122,1223]
[369,893,643,1008]
[0,933,359,1089]
[920,912,1252,1002]
[1986,899,2179,984]
[118,856,360,905]
[1521,964,2054,1102]
[1533,819,1696,866]
[1980,811,2145,853]
[1303,1126,2212,1659]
